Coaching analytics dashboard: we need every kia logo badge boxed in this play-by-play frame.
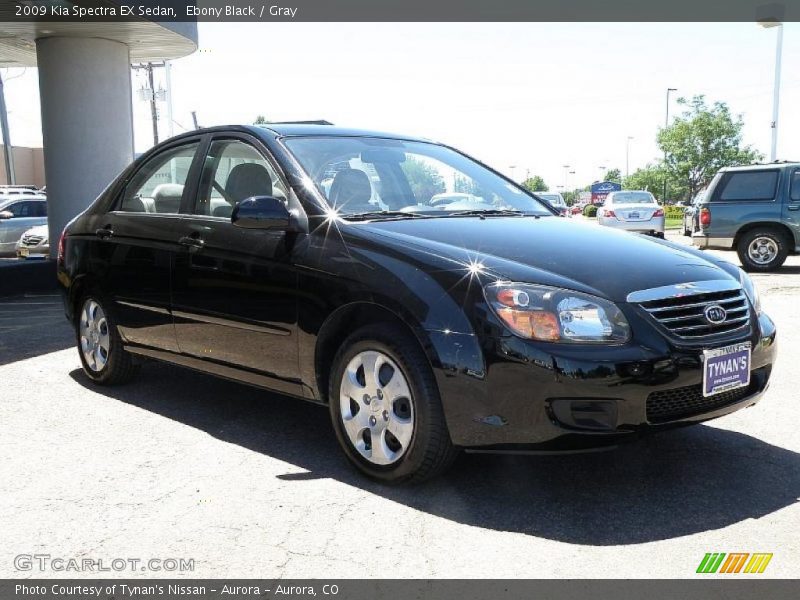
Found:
[704,304,727,324]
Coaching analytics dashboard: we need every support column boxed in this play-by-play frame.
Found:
[36,37,134,257]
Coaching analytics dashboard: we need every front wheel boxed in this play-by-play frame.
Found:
[76,296,138,385]
[329,324,458,484]
[737,229,789,272]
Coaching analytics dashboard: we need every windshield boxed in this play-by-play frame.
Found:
[610,192,655,205]
[283,137,552,217]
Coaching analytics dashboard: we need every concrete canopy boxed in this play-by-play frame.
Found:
[0,3,197,258]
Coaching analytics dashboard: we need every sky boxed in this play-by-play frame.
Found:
[2,22,799,191]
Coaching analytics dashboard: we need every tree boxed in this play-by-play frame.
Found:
[521,175,549,192]
[401,157,445,202]
[254,115,270,124]
[658,96,762,199]
[604,168,622,184]
[624,164,674,195]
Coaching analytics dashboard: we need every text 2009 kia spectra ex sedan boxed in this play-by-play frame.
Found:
[57,125,777,483]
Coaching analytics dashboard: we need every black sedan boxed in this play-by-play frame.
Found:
[57,125,776,483]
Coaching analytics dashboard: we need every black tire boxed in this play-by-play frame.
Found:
[682,220,691,237]
[329,324,459,484]
[75,294,138,385]
[737,228,789,272]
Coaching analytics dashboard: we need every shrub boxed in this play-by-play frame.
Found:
[583,204,598,218]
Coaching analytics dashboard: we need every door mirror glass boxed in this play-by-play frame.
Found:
[231,196,290,230]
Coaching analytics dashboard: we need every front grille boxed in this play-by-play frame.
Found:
[646,382,754,423]
[21,234,44,246]
[638,288,750,340]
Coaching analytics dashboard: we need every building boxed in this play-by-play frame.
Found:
[0,145,45,188]
[0,3,197,257]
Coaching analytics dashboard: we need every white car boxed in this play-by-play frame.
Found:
[534,192,568,216]
[15,223,50,259]
[597,190,665,238]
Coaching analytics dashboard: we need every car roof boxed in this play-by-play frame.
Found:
[720,161,800,172]
[164,124,435,144]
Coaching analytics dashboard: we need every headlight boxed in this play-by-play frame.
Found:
[739,269,762,315]
[484,282,631,343]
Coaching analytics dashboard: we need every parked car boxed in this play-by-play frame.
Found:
[0,196,47,257]
[58,125,776,483]
[682,190,706,236]
[597,190,665,237]
[692,162,800,271]
[15,224,50,259]
[535,192,568,216]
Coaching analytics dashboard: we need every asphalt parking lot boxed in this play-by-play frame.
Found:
[1,230,798,579]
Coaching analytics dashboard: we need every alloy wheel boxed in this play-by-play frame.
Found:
[339,350,415,465]
[79,299,110,372]
[748,236,778,265]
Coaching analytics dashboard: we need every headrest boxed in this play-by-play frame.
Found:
[225,163,273,203]
[329,168,372,210]
[152,183,184,214]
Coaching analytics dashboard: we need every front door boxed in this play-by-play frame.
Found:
[171,135,301,395]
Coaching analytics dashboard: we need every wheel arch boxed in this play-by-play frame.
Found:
[735,221,797,251]
[313,301,436,404]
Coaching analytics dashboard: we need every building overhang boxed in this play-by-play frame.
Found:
[0,2,197,66]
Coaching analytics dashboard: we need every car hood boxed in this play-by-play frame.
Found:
[348,216,737,302]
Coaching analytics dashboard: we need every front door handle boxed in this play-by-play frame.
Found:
[788,205,800,211]
[178,234,205,249]
[95,226,113,239]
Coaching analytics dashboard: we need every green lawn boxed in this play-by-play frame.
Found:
[665,217,682,230]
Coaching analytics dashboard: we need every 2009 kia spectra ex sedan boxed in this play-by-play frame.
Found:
[57,125,777,483]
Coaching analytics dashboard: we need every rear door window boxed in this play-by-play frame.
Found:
[118,141,201,214]
[717,170,779,201]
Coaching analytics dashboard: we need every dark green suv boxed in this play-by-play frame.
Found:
[692,162,800,271]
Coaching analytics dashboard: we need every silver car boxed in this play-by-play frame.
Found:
[597,190,665,237]
[15,224,50,259]
[0,196,48,257]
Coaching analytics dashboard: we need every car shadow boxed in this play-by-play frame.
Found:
[0,294,73,367]
[70,362,800,546]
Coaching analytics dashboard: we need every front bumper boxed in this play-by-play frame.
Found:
[15,242,49,259]
[436,311,777,451]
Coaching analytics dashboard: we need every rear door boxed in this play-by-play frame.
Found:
[170,134,301,396]
[783,168,800,250]
[96,137,204,352]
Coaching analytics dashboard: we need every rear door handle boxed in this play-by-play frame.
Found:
[95,226,113,239]
[178,235,205,249]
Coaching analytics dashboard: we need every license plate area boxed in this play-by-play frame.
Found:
[702,342,751,397]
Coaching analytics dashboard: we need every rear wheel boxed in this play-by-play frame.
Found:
[329,324,458,484]
[737,228,789,272]
[76,295,138,384]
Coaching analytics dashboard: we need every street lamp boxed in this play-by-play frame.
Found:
[625,137,633,179]
[563,164,570,189]
[759,20,783,161]
[663,87,677,202]
[509,165,517,181]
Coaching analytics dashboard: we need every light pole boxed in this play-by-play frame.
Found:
[759,21,783,161]
[598,166,607,181]
[662,88,677,202]
[563,164,570,190]
[509,165,517,181]
[625,137,633,179]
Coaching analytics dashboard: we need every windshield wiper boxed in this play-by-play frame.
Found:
[443,209,530,218]
[344,210,432,221]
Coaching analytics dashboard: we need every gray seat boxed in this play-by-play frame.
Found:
[328,169,373,212]
[225,163,273,203]
[212,204,233,218]
[152,183,184,214]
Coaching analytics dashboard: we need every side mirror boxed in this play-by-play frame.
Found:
[231,196,291,230]
[0,210,12,220]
